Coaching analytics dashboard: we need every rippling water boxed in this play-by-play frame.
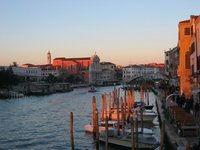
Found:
[0,86,160,150]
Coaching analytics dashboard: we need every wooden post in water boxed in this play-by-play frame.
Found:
[121,97,125,135]
[128,100,130,116]
[124,91,127,120]
[147,89,149,105]
[117,88,120,101]
[109,92,111,119]
[92,96,97,138]
[95,109,99,149]
[131,117,135,150]
[135,110,138,149]
[140,107,143,134]
[132,89,135,107]
[70,112,74,150]
[101,94,105,121]
[104,93,107,118]
[160,120,165,150]
[117,97,120,135]
[105,116,108,150]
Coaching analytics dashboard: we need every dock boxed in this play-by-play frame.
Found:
[156,90,199,149]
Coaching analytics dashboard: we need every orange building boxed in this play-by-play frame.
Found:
[53,57,91,83]
[177,15,199,99]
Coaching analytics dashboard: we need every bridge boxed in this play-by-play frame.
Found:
[123,75,143,84]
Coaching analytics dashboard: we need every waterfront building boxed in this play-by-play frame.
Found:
[38,64,59,79]
[12,66,42,82]
[100,62,117,84]
[53,56,91,83]
[178,15,200,99]
[53,53,117,85]
[122,64,164,82]
[178,17,193,99]
[189,16,200,103]
[164,47,179,87]
[89,53,102,85]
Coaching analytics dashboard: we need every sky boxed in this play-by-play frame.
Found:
[0,0,199,66]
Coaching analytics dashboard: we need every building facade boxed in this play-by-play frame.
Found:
[89,54,102,85]
[123,64,164,82]
[177,15,200,99]
[53,57,91,83]
[12,66,42,82]
[189,16,200,103]
[100,62,117,84]
[164,47,179,87]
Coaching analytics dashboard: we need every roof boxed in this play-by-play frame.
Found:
[179,19,190,24]
[100,62,115,65]
[54,57,90,61]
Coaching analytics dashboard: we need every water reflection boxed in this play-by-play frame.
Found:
[0,86,159,150]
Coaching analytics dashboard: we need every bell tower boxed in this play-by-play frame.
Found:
[47,51,51,64]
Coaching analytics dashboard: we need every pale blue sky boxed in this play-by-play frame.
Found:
[0,0,199,66]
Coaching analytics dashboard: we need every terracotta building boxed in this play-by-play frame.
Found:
[53,57,91,83]
[178,15,200,99]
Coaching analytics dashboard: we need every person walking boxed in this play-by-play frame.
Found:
[194,102,199,118]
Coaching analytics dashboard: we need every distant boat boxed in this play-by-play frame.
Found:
[88,86,97,92]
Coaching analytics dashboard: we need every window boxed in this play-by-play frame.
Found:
[184,27,190,35]
[191,65,194,75]
[185,51,190,69]
[191,26,193,35]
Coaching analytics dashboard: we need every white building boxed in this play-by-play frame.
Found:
[123,64,164,81]
[42,67,59,78]
[12,66,42,82]
[89,54,102,85]
[100,62,116,83]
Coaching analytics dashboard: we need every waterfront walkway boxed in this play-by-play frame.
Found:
[156,90,199,150]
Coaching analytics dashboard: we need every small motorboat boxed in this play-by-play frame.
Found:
[88,86,97,92]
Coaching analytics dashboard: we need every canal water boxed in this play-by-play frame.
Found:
[0,86,160,150]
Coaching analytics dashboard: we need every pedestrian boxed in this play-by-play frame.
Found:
[194,102,199,118]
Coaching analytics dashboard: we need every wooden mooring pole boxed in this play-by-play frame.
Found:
[92,96,97,138]
[101,94,105,121]
[70,112,74,150]
[105,116,108,150]
[131,117,135,150]
[140,107,143,134]
[117,97,120,135]
[95,109,99,149]
[135,111,138,149]
[124,90,127,120]
[160,120,165,150]
[121,97,125,135]
[109,92,111,119]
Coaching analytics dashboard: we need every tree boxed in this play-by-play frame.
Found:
[45,74,57,83]
[0,67,19,88]
[12,62,18,67]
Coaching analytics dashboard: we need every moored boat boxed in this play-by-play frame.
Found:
[133,101,154,110]
[99,134,159,150]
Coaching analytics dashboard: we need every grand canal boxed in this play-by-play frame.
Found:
[0,86,160,150]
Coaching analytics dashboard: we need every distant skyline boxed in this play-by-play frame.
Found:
[0,0,199,66]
